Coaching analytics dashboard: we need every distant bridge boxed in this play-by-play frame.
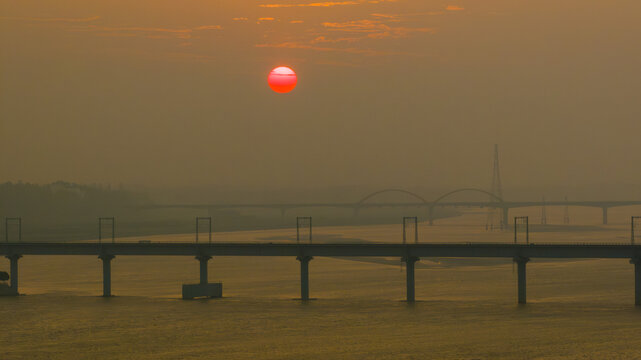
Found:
[4,242,641,305]
[142,187,641,225]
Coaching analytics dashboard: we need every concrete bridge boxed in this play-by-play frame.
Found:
[3,242,641,305]
[143,188,641,226]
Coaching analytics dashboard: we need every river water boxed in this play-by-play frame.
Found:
[3,208,641,359]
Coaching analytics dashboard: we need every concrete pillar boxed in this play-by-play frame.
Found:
[631,258,641,305]
[196,255,212,284]
[403,256,420,302]
[99,254,115,297]
[502,208,509,230]
[428,207,434,226]
[514,256,530,304]
[297,256,313,300]
[602,207,608,225]
[6,254,22,294]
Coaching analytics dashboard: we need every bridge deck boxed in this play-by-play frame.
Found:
[145,200,641,209]
[2,243,641,259]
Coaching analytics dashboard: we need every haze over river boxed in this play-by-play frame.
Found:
[3,207,641,359]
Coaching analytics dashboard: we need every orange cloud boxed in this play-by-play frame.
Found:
[445,5,464,11]
[322,19,382,32]
[311,36,359,43]
[260,1,358,8]
[290,20,304,23]
[259,0,398,7]
[258,17,275,21]
[322,19,434,39]
[233,17,249,21]
[194,25,222,30]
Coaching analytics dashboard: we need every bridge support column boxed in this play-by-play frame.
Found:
[99,254,115,297]
[502,208,509,230]
[5,254,22,295]
[196,255,212,284]
[514,256,529,304]
[297,256,313,300]
[631,258,641,306]
[403,256,419,302]
[602,207,608,225]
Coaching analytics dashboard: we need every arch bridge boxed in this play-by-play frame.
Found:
[143,190,641,225]
[427,188,506,227]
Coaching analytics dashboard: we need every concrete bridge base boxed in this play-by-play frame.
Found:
[182,283,223,299]
[514,256,530,304]
[181,255,222,299]
[403,256,420,302]
[0,283,17,296]
[4,254,21,295]
[631,258,641,305]
[297,255,313,300]
[99,254,115,297]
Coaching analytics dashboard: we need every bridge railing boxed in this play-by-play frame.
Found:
[3,213,641,245]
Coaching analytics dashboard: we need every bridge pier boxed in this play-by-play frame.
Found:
[99,254,115,297]
[514,256,529,304]
[403,256,419,302]
[602,207,609,225]
[196,255,212,284]
[297,256,313,300]
[5,254,22,295]
[631,258,641,305]
[182,255,221,299]
[502,208,509,230]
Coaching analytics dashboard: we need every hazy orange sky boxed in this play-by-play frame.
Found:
[1,0,640,190]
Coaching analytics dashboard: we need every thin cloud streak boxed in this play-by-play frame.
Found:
[311,36,359,43]
[259,1,358,8]
[259,0,397,8]
[255,41,391,56]
[0,15,100,23]
[322,19,434,38]
[194,25,223,30]
[69,24,222,40]
[370,11,445,19]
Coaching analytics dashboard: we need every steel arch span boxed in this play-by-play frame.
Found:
[429,188,505,226]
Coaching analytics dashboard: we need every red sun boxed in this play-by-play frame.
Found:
[268,66,297,93]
